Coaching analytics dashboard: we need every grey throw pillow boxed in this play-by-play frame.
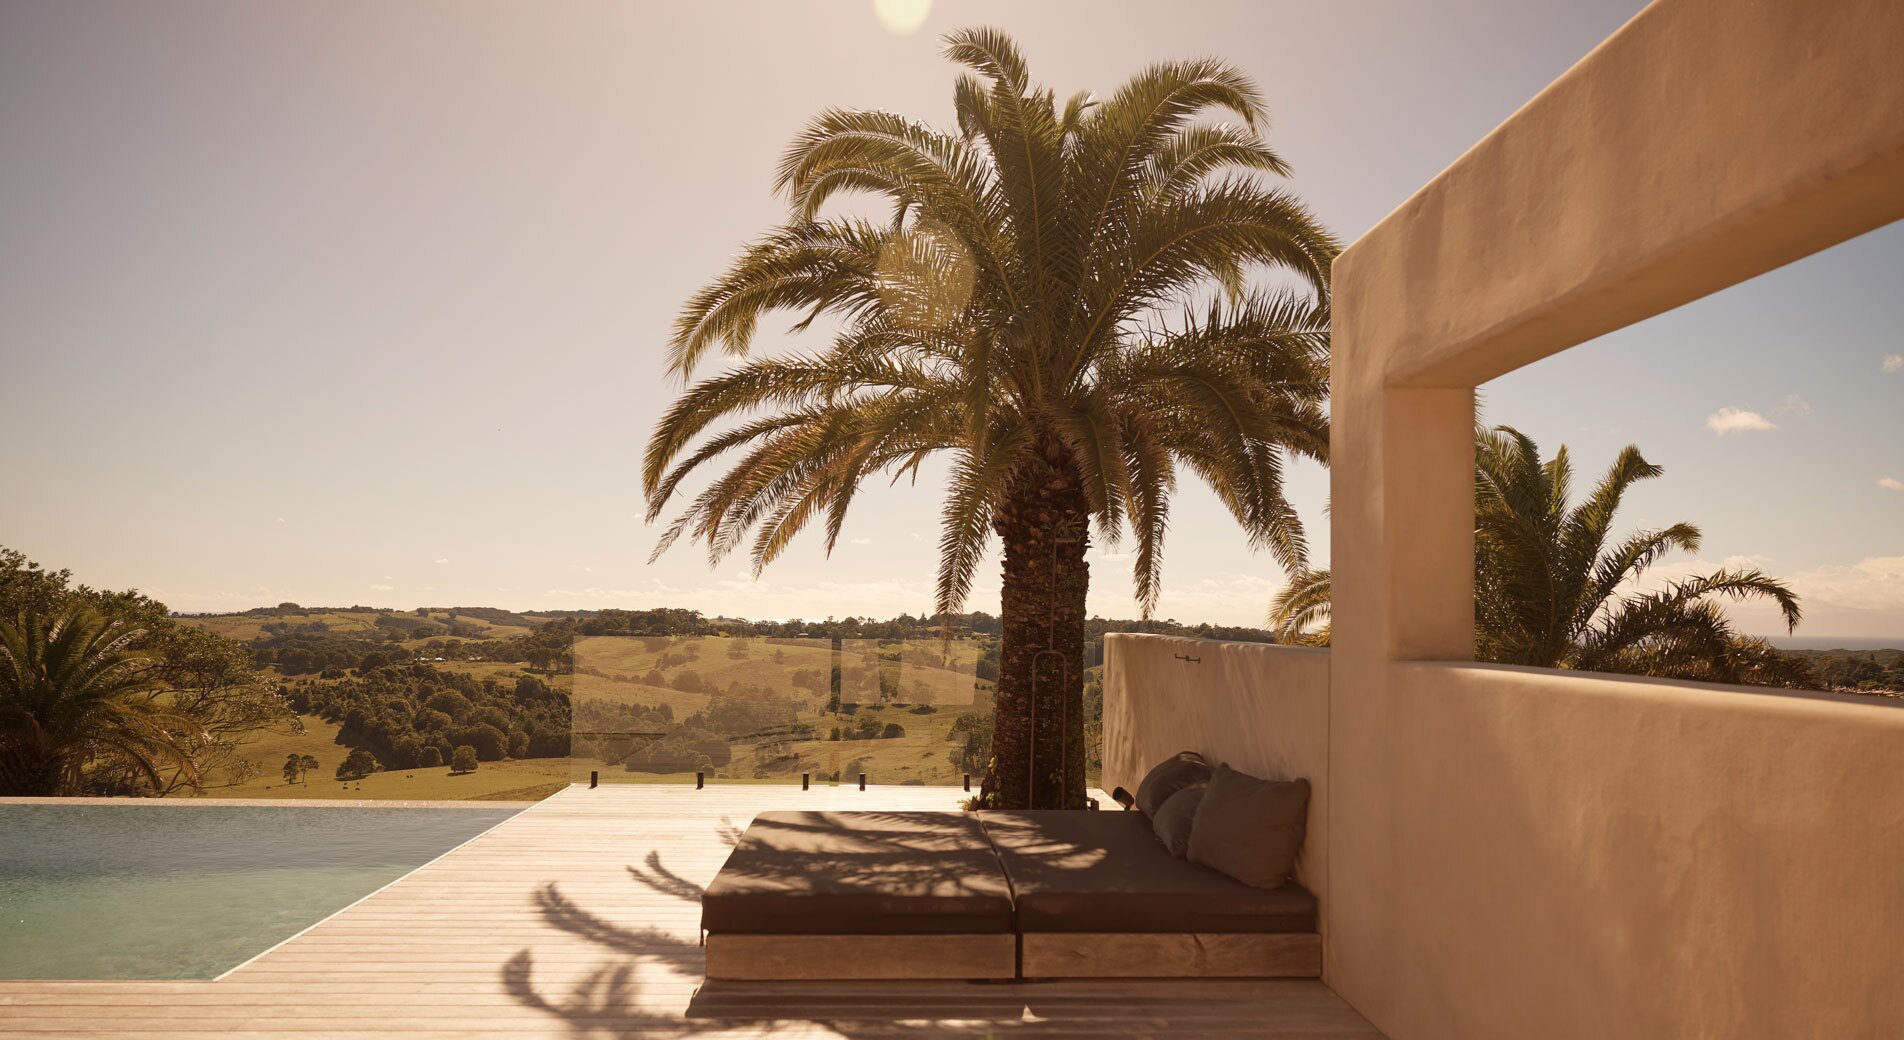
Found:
[1187,764,1310,889]
[1150,783,1206,858]
[1134,751,1212,817]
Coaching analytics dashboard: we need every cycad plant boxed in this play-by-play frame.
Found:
[645,29,1336,807]
[0,603,198,796]
[1270,426,1805,686]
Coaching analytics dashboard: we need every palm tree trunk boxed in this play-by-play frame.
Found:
[981,449,1090,810]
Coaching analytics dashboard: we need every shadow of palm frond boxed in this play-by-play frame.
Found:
[533,882,703,970]
[503,950,722,1039]
[715,814,744,848]
[628,849,705,903]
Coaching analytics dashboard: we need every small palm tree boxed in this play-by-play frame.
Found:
[646,29,1336,807]
[1271,426,1804,685]
[1474,426,1799,680]
[0,603,198,796]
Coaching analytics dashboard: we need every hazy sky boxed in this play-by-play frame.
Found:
[3,1,1898,637]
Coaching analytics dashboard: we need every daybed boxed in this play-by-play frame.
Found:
[701,754,1314,981]
[979,810,1319,978]
[701,810,1018,980]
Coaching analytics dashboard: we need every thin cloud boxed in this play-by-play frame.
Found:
[369,584,395,591]
[1884,354,1903,374]
[1705,407,1777,435]
[1880,477,1904,492]
[1773,394,1811,417]
[850,537,873,545]
[274,516,286,524]
[433,557,450,565]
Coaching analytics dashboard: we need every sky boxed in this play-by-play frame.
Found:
[1,0,1898,639]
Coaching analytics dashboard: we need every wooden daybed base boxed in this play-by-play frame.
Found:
[701,810,1321,981]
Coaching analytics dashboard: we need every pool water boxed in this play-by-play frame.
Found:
[0,803,521,980]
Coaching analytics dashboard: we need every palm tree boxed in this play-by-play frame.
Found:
[1271,426,1805,686]
[0,603,199,796]
[645,29,1336,808]
[1267,568,1331,648]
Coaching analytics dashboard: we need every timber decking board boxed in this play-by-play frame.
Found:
[0,784,1384,1038]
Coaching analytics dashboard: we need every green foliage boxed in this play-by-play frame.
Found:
[642,28,1335,624]
[0,604,170,795]
[640,31,1333,808]
[449,745,478,774]
[287,665,567,770]
[624,737,711,775]
[336,747,381,781]
[947,711,993,775]
[418,745,443,768]
[1793,649,1904,694]
[1269,427,1812,688]
[0,547,293,796]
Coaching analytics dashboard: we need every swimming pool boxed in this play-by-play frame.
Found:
[0,802,522,980]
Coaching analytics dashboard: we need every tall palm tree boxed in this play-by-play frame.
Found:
[0,603,199,796]
[1271,426,1805,686]
[645,29,1336,808]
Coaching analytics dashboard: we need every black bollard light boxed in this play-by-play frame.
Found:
[696,771,705,789]
[858,772,866,791]
[962,773,971,792]
[801,772,810,791]
[589,770,599,789]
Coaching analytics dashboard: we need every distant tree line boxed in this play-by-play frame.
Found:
[1,547,295,796]
[284,664,569,771]
[1792,649,1904,696]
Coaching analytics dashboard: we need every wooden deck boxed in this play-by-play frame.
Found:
[0,784,1385,1038]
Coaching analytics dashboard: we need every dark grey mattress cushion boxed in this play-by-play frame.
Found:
[1151,783,1207,858]
[702,811,1014,935]
[978,810,1316,934]
[1187,766,1310,890]
[1134,751,1212,817]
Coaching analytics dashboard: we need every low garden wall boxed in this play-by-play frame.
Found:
[1101,633,1331,902]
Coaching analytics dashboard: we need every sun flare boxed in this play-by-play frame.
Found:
[873,0,931,36]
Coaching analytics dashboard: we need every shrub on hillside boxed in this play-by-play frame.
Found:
[450,745,478,773]
[625,738,712,774]
[336,747,381,781]
[452,723,508,762]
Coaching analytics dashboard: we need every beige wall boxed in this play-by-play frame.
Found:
[1101,634,1330,900]
[1381,664,1904,1038]
[1327,0,1904,1037]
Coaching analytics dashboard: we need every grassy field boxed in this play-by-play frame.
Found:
[573,634,987,709]
[180,608,538,646]
[183,610,388,642]
[204,714,570,802]
[171,611,1010,797]
[577,694,990,788]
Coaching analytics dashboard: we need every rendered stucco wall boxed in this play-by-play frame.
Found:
[1381,664,1904,1038]
[1327,0,1904,1036]
[1101,634,1330,900]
